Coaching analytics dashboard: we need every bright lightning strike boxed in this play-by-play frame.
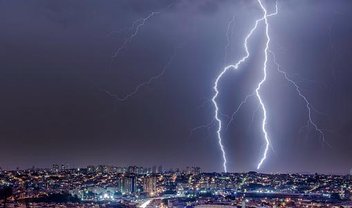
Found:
[269,50,328,146]
[212,0,278,172]
[255,0,272,170]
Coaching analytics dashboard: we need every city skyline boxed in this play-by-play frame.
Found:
[1,165,351,207]
[1,164,352,176]
[0,0,352,174]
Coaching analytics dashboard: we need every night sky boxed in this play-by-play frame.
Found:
[0,0,351,174]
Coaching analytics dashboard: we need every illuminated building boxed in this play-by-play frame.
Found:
[119,175,137,194]
[144,175,157,196]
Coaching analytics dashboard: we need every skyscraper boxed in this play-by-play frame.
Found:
[158,165,163,174]
[119,176,137,194]
[52,164,60,173]
[152,166,157,174]
[144,175,157,196]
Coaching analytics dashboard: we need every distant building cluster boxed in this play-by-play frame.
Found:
[0,165,352,207]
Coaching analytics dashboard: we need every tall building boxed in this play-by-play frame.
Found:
[192,167,201,175]
[186,166,191,174]
[61,164,66,171]
[119,176,137,194]
[185,166,201,175]
[116,167,124,173]
[87,165,95,173]
[127,166,143,174]
[158,165,163,174]
[138,166,144,174]
[144,175,157,196]
[152,166,157,174]
[52,164,60,172]
[128,166,137,174]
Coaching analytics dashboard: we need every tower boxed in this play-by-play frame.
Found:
[119,175,137,194]
[144,175,157,196]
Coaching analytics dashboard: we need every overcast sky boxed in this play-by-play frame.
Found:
[0,0,351,174]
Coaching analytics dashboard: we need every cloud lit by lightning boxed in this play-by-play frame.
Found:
[212,0,278,172]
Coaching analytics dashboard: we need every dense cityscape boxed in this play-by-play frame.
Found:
[1,165,352,207]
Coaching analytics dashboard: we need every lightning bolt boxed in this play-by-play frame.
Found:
[104,50,177,102]
[224,15,236,66]
[212,0,278,172]
[103,2,178,103]
[255,0,274,170]
[110,2,175,60]
[106,17,151,38]
[225,93,255,131]
[188,120,215,139]
[111,11,160,59]
[269,50,327,145]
